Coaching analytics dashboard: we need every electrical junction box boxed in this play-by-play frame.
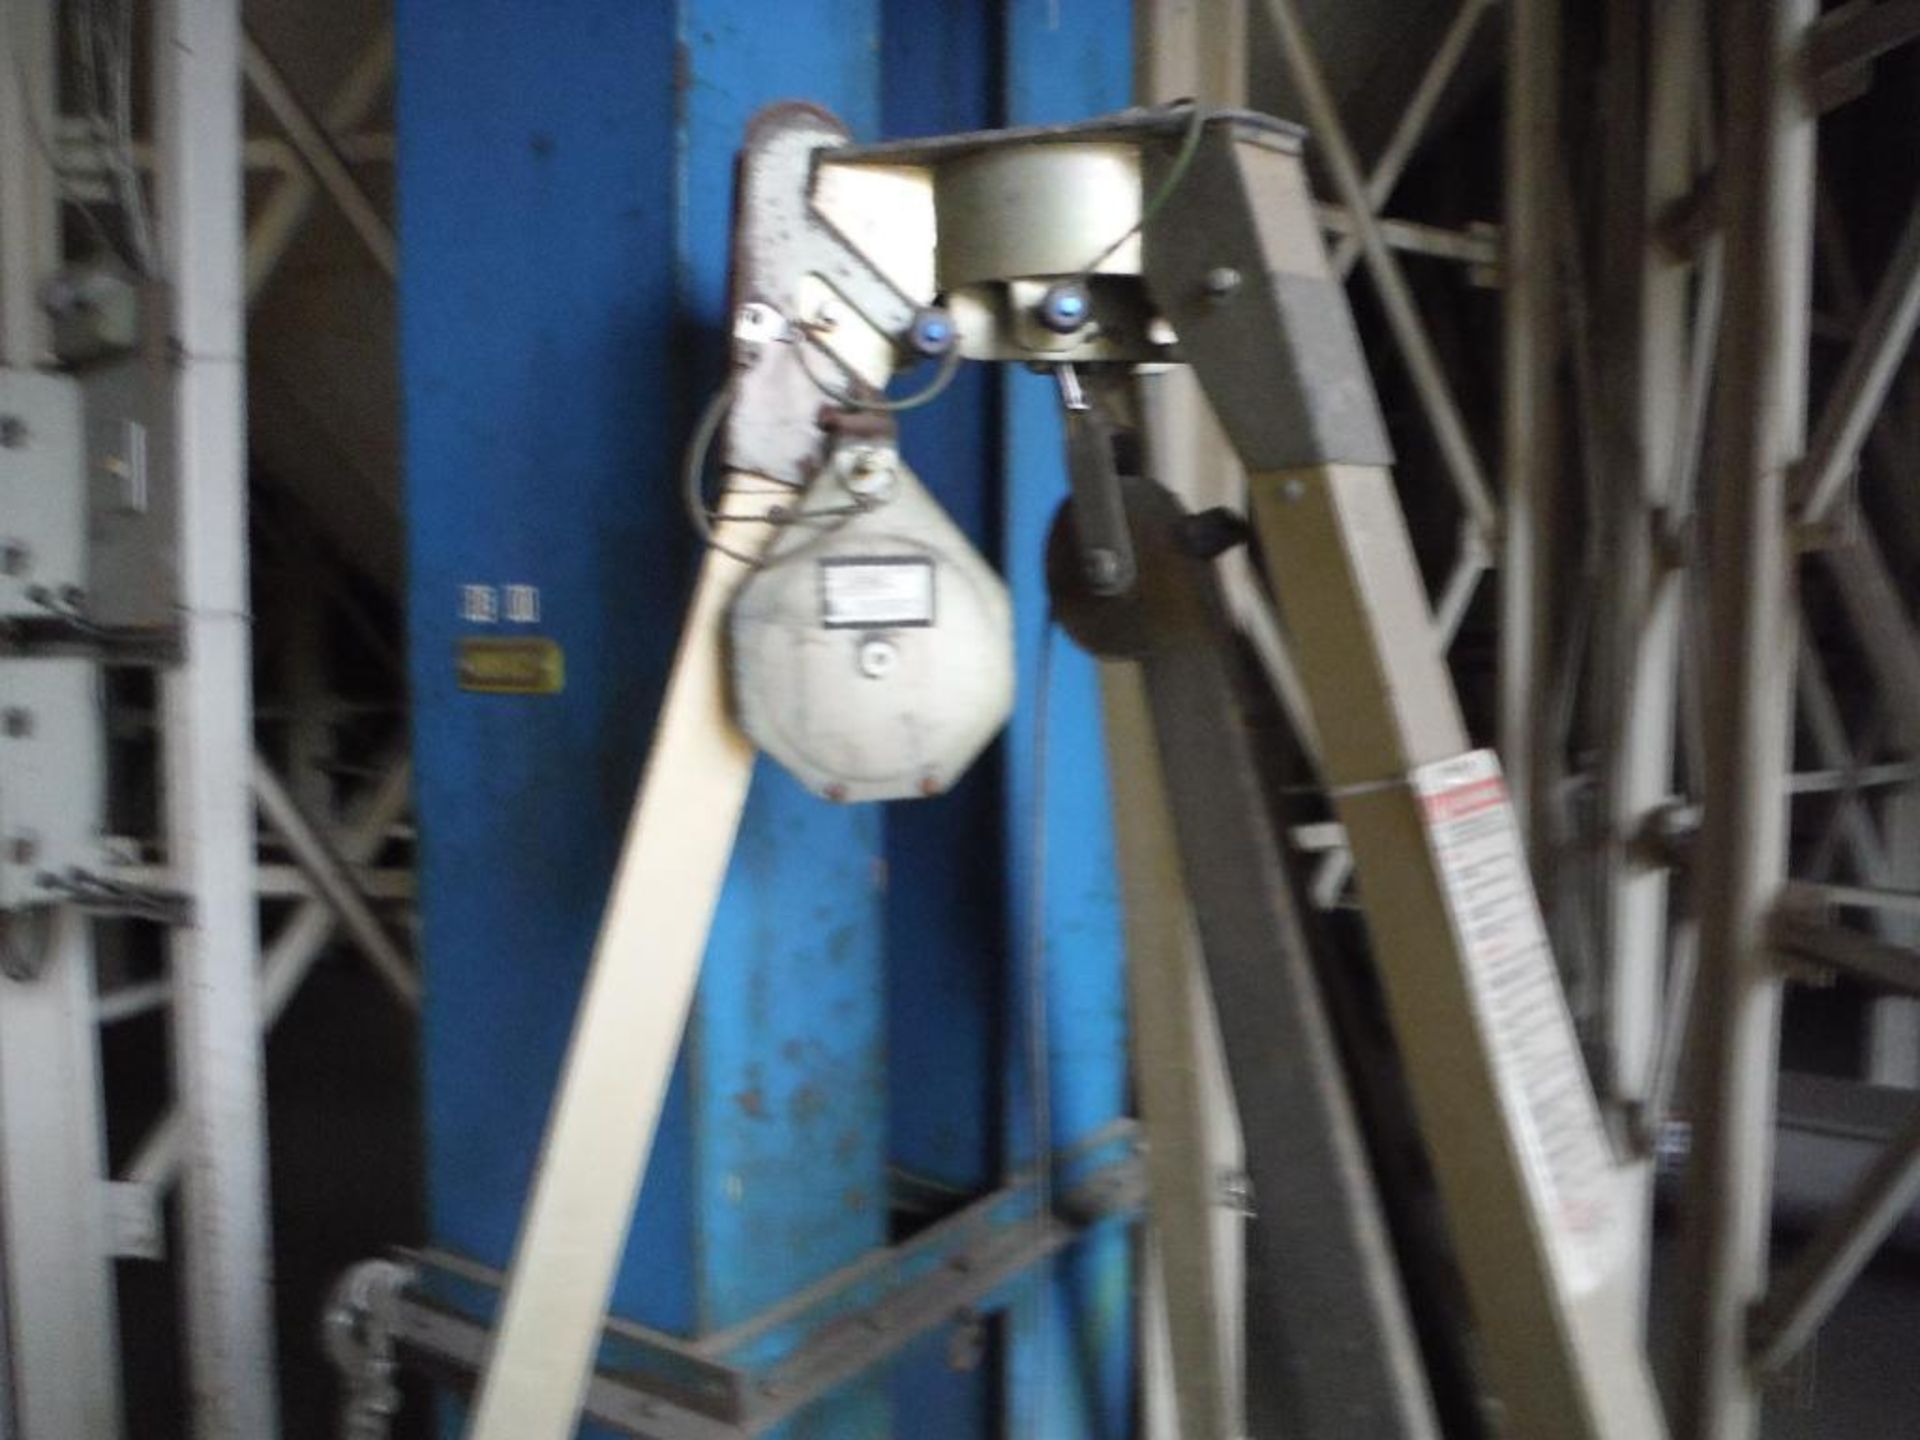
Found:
[0,658,103,912]
[0,369,87,623]
[729,445,1014,803]
[82,355,176,631]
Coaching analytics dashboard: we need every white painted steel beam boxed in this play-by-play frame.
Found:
[1497,0,1561,863]
[154,0,281,1431]
[1671,1,1817,1434]
[127,756,412,1191]
[240,28,397,282]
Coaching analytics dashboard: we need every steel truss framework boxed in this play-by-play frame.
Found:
[1140,2,1920,1438]
[7,0,1920,1437]
[0,3,409,1436]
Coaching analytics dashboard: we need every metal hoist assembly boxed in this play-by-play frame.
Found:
[443,102,1673,1440]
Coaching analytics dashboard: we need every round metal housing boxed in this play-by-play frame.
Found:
[729,450,1013,803]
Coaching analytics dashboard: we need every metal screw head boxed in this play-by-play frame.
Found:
[1281,477,1307,503]
[1082,546,1124,593]
[837,445,897,500]
[0,416,25,449]
[1218,1168,1255,1215]
[2,708,32,739]
[1203,266,1242,300]
[1035,281,1091,335]
[732,301,786,346]
[857,638,898,680]
[907,306,956,357]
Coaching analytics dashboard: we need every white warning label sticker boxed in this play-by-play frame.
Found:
[818,556,935,629]
[1413,749,1620,1293]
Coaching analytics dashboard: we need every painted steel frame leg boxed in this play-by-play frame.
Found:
[1136,119,1665,1438]
[1069,480,1438,1439]
[463,484,785,1440]
[1128,12,1251,1435]
[1101,667,1244,1440]
[1246,464,1665,1440]
[1672,2,1818,1435]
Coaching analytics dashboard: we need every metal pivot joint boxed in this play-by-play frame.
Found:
[1055,364,1137,597]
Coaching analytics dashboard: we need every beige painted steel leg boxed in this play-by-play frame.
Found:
[1102,665,1242,1440]
[1130,16,1253,1436]
[1248,463,1667,1440]
[465,482,784,1440]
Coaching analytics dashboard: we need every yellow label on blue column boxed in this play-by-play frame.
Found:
[457,637,564,695]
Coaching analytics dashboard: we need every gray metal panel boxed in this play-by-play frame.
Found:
[83,356,178,631]
[1142,131,1392,469]
[0,369,85,621]
[0,657,101,910]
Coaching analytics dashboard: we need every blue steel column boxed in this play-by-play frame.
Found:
[399,2,887,1435]
[1000,2,1134,1437]
[879,5,1001,1433]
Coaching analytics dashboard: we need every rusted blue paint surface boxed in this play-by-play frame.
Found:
[999,1,1135,1436]
[401,0,886,1435]
[401,0,1130,1434]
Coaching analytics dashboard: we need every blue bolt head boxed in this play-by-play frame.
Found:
[1036,282,1092,335]
[907,307,957,357]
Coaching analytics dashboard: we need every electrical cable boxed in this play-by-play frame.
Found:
[795,330,964,413]
[1018,617,1059,1437]
[104,0,158,275]
[680,370,896,568]
[9,5,139,273]
[680,374,770,568]
[1069,98,1208,283]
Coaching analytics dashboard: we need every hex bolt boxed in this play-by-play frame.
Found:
[2,708,32,739]
[907,306,957,358]
[1203,265,1242,300]
[1218,1168,1255,1215]
[0,415,25,449]
[1082,546,1124,592]
[839,449,896,500]
[1035,281,1091,335]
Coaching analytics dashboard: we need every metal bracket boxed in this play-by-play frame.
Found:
[336,1133,1141,1439]
[325,1259,416,1440]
